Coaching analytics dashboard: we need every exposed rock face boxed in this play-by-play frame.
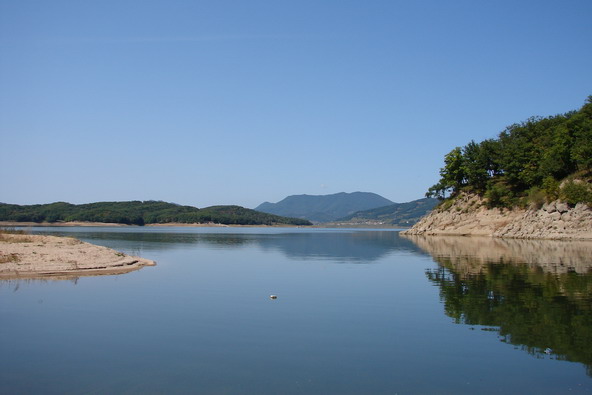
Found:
[495,201,592,239]
[401,193,592,240]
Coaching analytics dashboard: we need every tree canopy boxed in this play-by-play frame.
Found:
[427,97,592,207]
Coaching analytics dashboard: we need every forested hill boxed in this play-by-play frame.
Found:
[0,201,312,226]
[428,96,592,208]
[255,192,394,223]
[336,198,439,226]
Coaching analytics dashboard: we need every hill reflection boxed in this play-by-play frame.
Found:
[255,231,422,262]
[403,235,592,375]
[53,230,424,263]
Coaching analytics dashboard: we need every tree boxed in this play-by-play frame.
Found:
[570,97,592,170]
[427,147,466,198]
[425,96,591,207]
[462,140,490,192]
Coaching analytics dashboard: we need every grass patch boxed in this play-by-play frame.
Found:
[0,227,30,235]
[0,253,20,264]
[0,228,34,243]
[438,197,456,211]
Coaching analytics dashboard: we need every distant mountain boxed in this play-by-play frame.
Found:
[0,201,312,226]
[254,192,394,223]
[334,198,439,227]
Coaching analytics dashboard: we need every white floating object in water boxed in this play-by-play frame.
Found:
[270,295,277,299]
[544,348,552,354]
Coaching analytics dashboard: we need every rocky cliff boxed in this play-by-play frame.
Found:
[401,193,592,240]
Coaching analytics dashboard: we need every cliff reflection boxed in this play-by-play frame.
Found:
[404,235,592,375]
[404,235,592,274]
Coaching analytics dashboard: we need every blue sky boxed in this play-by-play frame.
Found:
[1,0,591,208]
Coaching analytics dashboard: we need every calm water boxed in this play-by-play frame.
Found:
[1,227,591,394]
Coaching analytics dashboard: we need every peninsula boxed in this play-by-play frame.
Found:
[403,96,592,240]
[0,230,155,279]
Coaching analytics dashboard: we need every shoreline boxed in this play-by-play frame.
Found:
[0,221,307,228]
[0,221,408,229]
[401,194,592,240]
[0,233,155,280]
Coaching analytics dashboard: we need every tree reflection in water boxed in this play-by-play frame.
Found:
[404,235,592,376]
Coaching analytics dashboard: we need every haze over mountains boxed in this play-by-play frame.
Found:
[255,192,437,225]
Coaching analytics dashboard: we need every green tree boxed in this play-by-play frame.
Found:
[462,140,490,192]
[427,147,466,198]
[427,96,591,208]
[570,97,592,170]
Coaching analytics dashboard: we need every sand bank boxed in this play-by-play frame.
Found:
[0,233,155,279]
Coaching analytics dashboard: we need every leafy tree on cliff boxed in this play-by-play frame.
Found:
[427,96,592,206]
[427,147,466,199]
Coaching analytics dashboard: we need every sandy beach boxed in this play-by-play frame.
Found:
[0,232,155,279]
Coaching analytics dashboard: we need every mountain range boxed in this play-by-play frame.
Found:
[255,192,394,223]
[255,192,437,225]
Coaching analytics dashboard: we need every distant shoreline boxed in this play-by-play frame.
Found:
[314,223,410,229]
[0,221,306,228]
[0,221,407,229]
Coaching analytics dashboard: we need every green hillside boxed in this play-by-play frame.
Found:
[0,201,312,226]
[336,198,438,226]
[428,96,592,208]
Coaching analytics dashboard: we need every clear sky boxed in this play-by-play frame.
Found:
[1,0,591,208]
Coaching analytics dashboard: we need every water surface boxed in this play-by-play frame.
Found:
[1,228,591,394]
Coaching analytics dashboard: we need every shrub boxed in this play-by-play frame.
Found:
[542,176,560,201]
[560,181,592,206]
[438,197,455,211]
[526,187,546,209]
[485,183,515,208]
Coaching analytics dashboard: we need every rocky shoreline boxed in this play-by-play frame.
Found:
[0,233,155,279]
[401,193,592,240]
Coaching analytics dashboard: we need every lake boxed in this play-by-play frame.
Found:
[1,227,591,394]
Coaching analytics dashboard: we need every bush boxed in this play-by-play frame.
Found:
[485,183,515,208]
[438,197,455,211]
[542,176,560,201]
[526,187,546,209]
[560,181,592,206]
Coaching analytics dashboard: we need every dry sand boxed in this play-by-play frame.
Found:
[0,233,155,279]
